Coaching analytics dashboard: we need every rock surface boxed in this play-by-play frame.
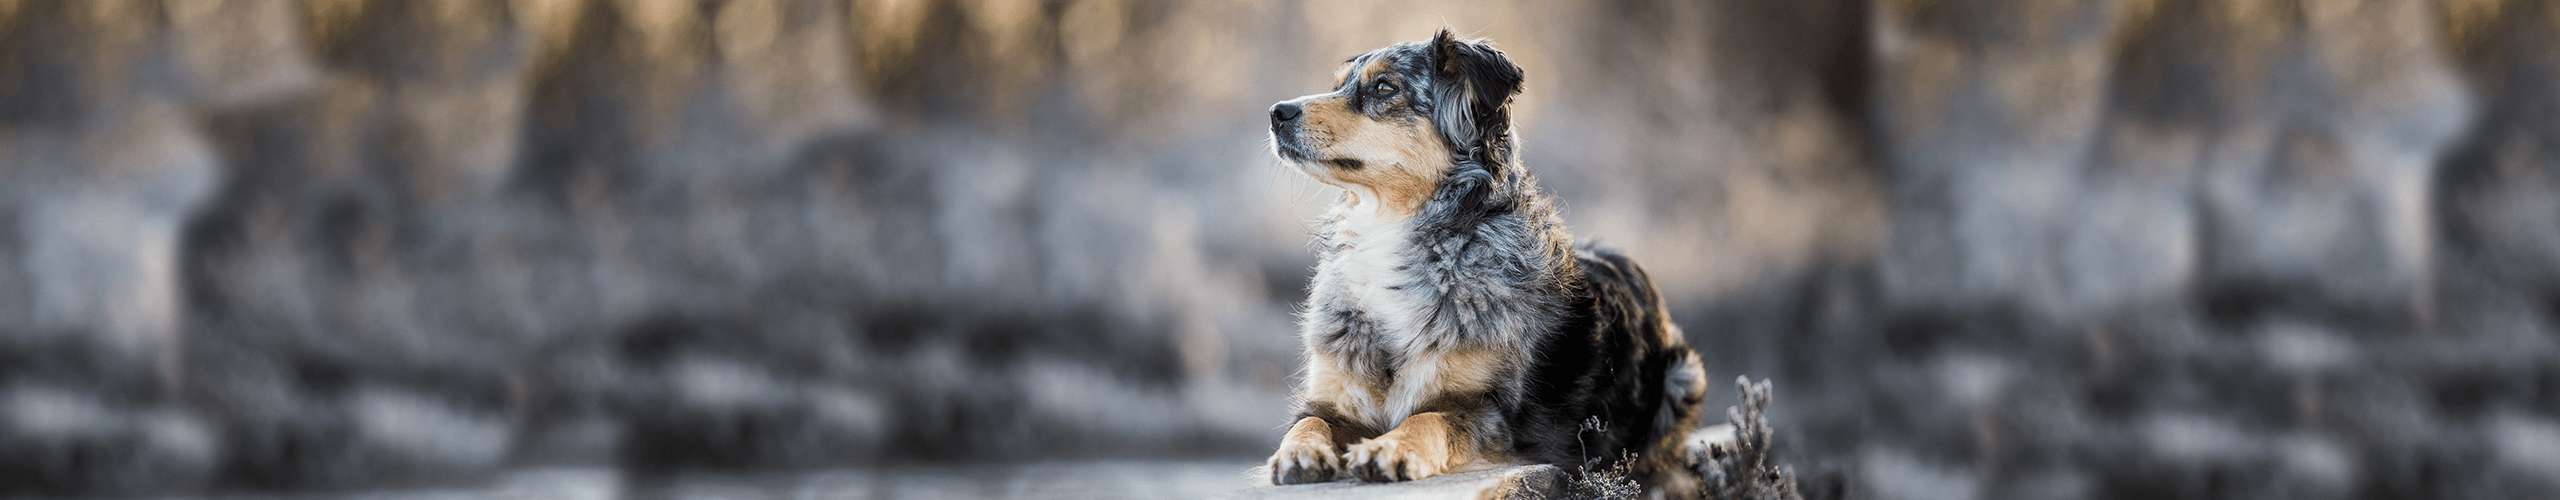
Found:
[1233,464,1563,500]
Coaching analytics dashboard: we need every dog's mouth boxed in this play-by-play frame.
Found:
[1271,130,1313,160]
[1270,138,1363,170]
[1276,150,1365,171]
[1271,128,1367,170]
[1271,140,1309,162]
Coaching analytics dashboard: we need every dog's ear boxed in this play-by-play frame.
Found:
[1429,29,1524,160]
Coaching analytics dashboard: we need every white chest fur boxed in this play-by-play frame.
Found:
[1313,203,1457,428]
[1323,206,1431,349]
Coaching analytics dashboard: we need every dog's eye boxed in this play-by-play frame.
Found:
[1370,81,1398,97]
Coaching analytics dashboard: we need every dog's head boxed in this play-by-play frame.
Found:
[1270,30,1524,218]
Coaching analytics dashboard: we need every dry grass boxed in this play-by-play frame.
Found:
[1691,377,1803,500]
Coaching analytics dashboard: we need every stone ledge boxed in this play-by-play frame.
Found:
[1227,464,1562,500]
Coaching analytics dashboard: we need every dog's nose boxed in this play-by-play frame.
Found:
[1271,102,1302,124]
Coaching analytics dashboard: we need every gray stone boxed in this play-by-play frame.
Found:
[2183,0,2470,312]
[2441,0,2560,298]
[1232,464,1562,500]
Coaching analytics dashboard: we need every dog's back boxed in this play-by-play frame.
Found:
[1513,243,1708,484]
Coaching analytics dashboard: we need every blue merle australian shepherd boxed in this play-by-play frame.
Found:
[1264,30,1710,493]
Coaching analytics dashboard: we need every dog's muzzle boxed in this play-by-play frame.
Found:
[1270,101,1303,127]
[1269,101,1309,160]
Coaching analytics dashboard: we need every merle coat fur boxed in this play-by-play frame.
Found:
[1263,30,1709,492]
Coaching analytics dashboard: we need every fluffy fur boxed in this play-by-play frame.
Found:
[1264,30,1710,493]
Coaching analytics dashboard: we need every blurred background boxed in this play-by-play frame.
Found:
[2,0,2558,498]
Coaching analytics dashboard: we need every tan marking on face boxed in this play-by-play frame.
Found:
[1286,93,1450,218]
[1357,56,1391,85]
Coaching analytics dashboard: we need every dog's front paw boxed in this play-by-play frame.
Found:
[1267,437,1342,485]
[1345,437,1444,482]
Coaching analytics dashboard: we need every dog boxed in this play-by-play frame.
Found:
[1264,30,1710,492]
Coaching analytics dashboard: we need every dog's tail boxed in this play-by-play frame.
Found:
[1647,326,1712,489]
[1657,332,1709,434]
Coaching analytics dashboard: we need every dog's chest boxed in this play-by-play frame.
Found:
[1309,214,1463,427]
[1318,215,1435,348]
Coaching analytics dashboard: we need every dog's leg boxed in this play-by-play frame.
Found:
[1268,416,1347,485]
[1344,412,1478,482]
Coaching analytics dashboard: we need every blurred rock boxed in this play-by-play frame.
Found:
[0,1,2557,498]
[1856,447,1978,500]
[170,0,321,107]
[0,383,218,495]
[0,1,231,494]
[2179,0,2470,316]
[1872,0,2134,319]
[2441,0,2560,306]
